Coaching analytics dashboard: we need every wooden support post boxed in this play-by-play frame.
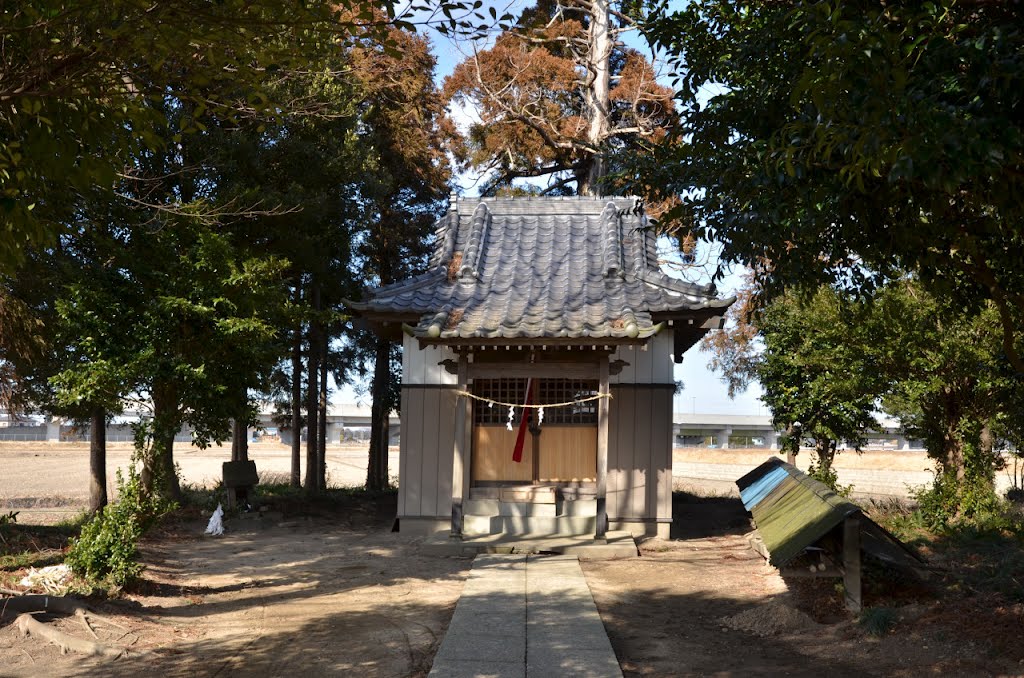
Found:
[451,353,469,538]
[595,356,609,541]
[843,514,862,613]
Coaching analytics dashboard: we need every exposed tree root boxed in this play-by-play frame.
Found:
[2,596,144,659]
[1,595,89,616]
[16,614,127,658]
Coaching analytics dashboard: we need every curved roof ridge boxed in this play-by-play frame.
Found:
[427,209,458,269]
[600,201,623,278]
[345,268,445,311]
[459,202,491,280]
[636,268,718,298]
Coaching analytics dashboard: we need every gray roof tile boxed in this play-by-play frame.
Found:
[349,196,732,342]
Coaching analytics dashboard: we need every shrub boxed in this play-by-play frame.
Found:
[65,464,174,587]
[912,471,1010,532]
[858,607,897,637]
[807,459,854,498]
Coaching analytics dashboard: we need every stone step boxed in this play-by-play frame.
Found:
[499,486,556,503]
[465,499,556,517]
[557,499,597,516]
[464,498,597,518]
[463,514,597,538]
[468,485,596,501]
[421,531,639,558]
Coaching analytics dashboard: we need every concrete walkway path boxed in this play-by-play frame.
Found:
[429,554,623,678]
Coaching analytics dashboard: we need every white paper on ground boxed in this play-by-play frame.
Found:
[205,503,225,536]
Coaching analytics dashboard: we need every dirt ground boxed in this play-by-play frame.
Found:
[2,493,1023,677]
[1,497,467,678]
[2,443,1023,676]
[0,442,957,525]
[586,494,1024,677]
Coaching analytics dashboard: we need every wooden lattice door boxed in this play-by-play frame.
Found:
[470,378,597,484]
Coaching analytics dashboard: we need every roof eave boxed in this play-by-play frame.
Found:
[411,335,656,350]
[652,299,736,363]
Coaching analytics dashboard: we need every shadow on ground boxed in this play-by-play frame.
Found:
[4,492,1021,677]
[670,490,751,540]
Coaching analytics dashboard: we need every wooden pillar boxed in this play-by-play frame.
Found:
[595,355,609,541]
[843,514,862,613]
[530,378,540,484]
[451,353,469,538]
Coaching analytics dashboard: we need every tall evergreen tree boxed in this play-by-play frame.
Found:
[348,24,455,492]
[445,0,673,196]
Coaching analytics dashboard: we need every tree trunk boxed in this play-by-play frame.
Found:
[158,424,181,502]
[940,392,966,484]
[366,338,392,492]
[979,421,996,486]
[146,383,182,502]
[231,418,248,462]
[815,438,836,475]
[785,425,799,465]
[88,407,107,514]
[290,326,302,488]
[582,0,612,196]
[318,337,328,491]
[304,282,321,493]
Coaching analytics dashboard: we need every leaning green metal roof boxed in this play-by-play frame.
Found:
[346,196,734,344]
[743,462,861,567]
[738,459,923,570]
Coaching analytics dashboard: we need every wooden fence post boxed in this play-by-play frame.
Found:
[843,515,862,613]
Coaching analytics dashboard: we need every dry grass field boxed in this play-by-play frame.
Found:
[5,441,1015,524]
[0,441,398,524]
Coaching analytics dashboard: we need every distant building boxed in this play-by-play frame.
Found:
[671,413,925,451]
[0,404,946,453]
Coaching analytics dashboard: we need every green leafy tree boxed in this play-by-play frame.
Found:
[1,1,387,268]
[639,1,1024,370]
[2,208,134,512]
[204,46,384,493]
[874,281,1021,521]
[0,0,491,271]
[0,291,46,412]
[756,287,886,488]
[47,212,288,500]
[2,2,492,509]
[705,276,1022,512]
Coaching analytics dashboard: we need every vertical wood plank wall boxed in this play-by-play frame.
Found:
[609,332,674,385]
[607,330,674,528]
[538,427,597,482]
[608,385,673,525]
[399,387,456,521]
[472,427,534,481]
[398,336,458,523]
